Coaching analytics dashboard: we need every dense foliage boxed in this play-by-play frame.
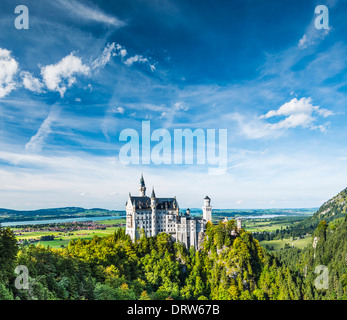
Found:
[1,188,346,300]
[274,216,347,300]
[0,221,305,300]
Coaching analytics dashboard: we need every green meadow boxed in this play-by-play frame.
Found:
[243,217,306,233]
[259,235,312,251]
[13,216,313,251]
[14,219,126,249]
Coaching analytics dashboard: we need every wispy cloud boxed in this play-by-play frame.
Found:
[227,113,279,140]
[25,107,60,153]
[56,0,126,27]
[91,42,117,70]
[92,42,156,71]
[298,28,330,49]
[174,101,189,111]
[297,8,331,50]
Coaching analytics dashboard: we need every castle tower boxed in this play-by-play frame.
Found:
[151,187,157,237]
[236,218,242,230]
[139,174,146,196]
[202,196,212,222]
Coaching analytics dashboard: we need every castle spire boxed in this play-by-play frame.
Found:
[139,174,146,196]
[151,186,156,198]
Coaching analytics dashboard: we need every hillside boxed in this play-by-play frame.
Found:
[274,212,347,300]
[274,187,347,238]
[310,187,347,223]
[272,188,347,300]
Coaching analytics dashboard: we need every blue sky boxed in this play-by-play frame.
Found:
[0,0,346,210]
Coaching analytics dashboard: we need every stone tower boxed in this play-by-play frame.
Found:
[236,218,242,230]
[139,174,146,196]
[202,196,212,222]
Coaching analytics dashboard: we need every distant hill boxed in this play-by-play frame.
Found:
[311,187,347,222]
[281,187,347,237]
[300,187,347,228]
[0,207,125,223]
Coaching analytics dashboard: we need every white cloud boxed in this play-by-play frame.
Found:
[228,97,335,139]
[113,106,125,114]
[261,97,314,119]
[116,44,128,58]
[120,49,127,58]
[269,113,315,130]
[41,53,90,97]
[260,97,334,131]
[21,71,45,93]
[0,48,18,98]
[122,53,155,71]
[25,107,60,153]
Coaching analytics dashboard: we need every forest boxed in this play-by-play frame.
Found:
[1,187,347,300]
[1,214,346,300]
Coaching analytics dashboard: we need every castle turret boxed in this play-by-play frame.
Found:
[236,218,242,231]
[139,174,146,196]
[202,196,212,222]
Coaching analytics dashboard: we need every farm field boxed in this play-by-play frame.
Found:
[243,216,307,232]
[12,216,312,250]
[36,227,124,248]
[13,219,126,249]
[259,235,312,251]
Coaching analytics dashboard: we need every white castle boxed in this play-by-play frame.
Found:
[125,175,212,249]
